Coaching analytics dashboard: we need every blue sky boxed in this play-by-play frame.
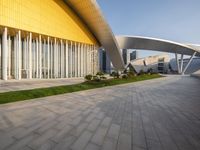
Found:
[97,0,200,58]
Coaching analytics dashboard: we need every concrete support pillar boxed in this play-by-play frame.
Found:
[2,27,8,80]
[182,52,196,75]
[65,41,68,78]
[29,32,32,79]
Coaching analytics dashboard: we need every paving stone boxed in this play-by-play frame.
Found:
[28,129,57,149]
[0,135,16,149]
[85,143,100,150]
[37,140,56,150]
[54,135,76,150]
[102,138,117,150]
[69,116,82,126]
[0,76,200,150]
[70,122,88,137]
[71,130,93,150]
[87,118,101,132]
[107,124,120,140]
[91,126,108,146]
[5,133,38,150]
[101,117,112,127]
[117,133,132,150]
[51,124,72,143]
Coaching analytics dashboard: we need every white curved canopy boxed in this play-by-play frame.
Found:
[65,0,125,70]
[65,0,200,70]
[116,36,200,56]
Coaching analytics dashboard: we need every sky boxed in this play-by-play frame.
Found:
[97,0,200,58]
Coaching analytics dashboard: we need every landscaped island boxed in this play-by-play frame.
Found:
[0,72,161,104]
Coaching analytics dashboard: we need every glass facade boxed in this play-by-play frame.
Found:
[0,27,99,80]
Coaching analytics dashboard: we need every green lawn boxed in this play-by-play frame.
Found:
[0,74,162,104]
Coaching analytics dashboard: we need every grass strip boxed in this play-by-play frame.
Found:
[0,74,161,104]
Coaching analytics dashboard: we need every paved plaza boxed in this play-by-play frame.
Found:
[0,76,200,150]
[0,78,84,93]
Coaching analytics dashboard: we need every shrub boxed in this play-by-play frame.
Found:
[110,71,116,77]
[122,74,128,79]
[112,72,120,78]
[100,76,107,80]
[127,71,136,78]
[93,75,101,82]
[147,68,153,74]
[85,74,93,81]
[96,72,104,76]
[138,70,145,75]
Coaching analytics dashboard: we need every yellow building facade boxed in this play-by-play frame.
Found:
[0,0,99,80]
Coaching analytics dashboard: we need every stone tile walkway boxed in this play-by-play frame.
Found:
[0,76,199,150]
[0,78,84,93]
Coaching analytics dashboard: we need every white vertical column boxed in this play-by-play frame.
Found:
[54,38,57,78]
[2,27,8,80]
[77,43,80,77]
[85,44,87,75]
[60,39,63,78]
[33,40,36,78]
[74,42,77,77]
[39,35,42,79]
[182,52,196,75]
[80,43,82,77]
[175,53,180,74]
[16,34,19,79]
[82,44,84,76]
[57,41,60,78]
[87,45,90,74]
[56,41,58,78]
[29,32,32,79]
[70,41,73,77]
[90,45,92,74]
[65,41,68,78]
[26,36,29,78]
[14,36,17,79]
[18,30,22,80]
[50,40,53,78]
[47,37,50,79]
[8,35,11,79]
[180,54,184,73]
[36,38,39,78]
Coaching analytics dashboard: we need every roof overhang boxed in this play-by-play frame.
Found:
[116,35,200,56]
[64,0,200,70]
[64,0,125,70]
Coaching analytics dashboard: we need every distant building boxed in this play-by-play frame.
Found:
[122,49,138,65]
[127,54,170,73]
[99,49,113,73]
[130,50,138,61]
